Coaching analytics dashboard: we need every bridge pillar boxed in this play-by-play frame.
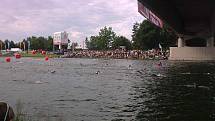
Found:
[59,44,62,50]
[207,37,214,47]
[178,37,185,47]
[170,37,215,60]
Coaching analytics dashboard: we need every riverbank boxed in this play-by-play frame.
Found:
[21,52,59,58]
[62,49,169,60]
[0,51,60,58]
[0,49,168,61]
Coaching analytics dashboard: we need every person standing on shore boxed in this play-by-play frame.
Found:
[0,102,15,121]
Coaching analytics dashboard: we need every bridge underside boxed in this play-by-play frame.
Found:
[138,0,215,60]
[138,0,215,38]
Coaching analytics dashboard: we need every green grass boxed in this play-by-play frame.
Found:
[20,52,60,58]
[1,51,60,58]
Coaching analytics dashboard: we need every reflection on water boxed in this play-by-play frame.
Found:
[0,58,215,121]
[134,62,215,121]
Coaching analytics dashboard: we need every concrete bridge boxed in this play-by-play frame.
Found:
[138,0,215,60]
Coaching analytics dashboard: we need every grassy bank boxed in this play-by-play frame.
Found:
[0,51,60,58]
[21,52,60,58]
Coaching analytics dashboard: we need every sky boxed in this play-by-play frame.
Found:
[0,0,144,45]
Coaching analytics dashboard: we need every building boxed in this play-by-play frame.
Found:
[53,31,69,50]
[10,48,22,52]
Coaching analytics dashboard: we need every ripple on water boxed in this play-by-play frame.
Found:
[1,58,215,121]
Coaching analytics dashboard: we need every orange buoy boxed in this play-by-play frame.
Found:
[5,57,11,62]
[45,56,49,61]
[32,50,36,55]
[15,53,21,59]
[42,51,46,55]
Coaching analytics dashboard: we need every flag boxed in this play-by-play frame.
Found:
[159,43,162,49]
[159,43,163,52]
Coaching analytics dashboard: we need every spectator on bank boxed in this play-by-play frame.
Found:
[0,102,15,121]
[63,49,169,60]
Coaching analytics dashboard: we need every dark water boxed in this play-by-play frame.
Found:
[0,58,215,121]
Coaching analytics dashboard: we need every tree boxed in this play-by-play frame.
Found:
[112,36,132,50]
[159,25,177,49]
[4,39,9,50]
[132,20,177,50]
[0,36,54,51]
[10,41,16,48]
[46,36,53,51]
[88,36,100,50]
[30,36,38,50]
[86,26,117,50]
[85,37,91,49]
[0,40,5,50]
[132,22,140,40]
[72,42,78,48]
[97,26,116,50]
[132,20,160,50]
[29,36,53,51]
[22,39,28,51]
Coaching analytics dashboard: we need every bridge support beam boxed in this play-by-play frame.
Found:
[138,0,183,33]
[169,47,215,60]
[170,37,215,60]
[59,44,62,50]
[178,37,185,47]
[207,37,214,47]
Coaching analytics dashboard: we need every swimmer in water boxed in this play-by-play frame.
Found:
[96,71,100,74]
[128,65,132,69]
[157,62,162,67]
[51,70,56,73]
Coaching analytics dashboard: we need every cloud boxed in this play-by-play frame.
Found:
[0,0,145,43]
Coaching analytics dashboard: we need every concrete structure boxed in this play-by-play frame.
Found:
[170,47,215,60]
[177,37,185,48]
[53,31,69,50]
[138,0,215,60]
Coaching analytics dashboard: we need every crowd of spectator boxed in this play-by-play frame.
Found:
[62,49,169,60]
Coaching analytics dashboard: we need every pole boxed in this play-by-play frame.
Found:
[72,43,74,53]
[8,42,10,50]
[20,42,22,50]
[0,42,2,51]
[53,40,55,53]
[5,42,7,51]
[23,42,26,51]
[83,40,84,49]
[28,40,30,53]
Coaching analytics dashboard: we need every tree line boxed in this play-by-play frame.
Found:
[86,20,177,50]
[85,27,132,50]
[0,36,53,51]
[0,20,177,51]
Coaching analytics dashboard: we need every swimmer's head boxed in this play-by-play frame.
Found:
[0,102,15,121]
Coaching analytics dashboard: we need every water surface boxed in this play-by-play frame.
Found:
[0,58,215,121]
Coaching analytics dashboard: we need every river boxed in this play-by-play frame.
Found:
[0,58,215,121]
